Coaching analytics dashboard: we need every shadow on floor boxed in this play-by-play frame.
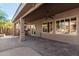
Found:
[21,36,79,56]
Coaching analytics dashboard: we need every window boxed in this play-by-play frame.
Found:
[42,23,48,32]
[26,25,36,34]
[42,22,52,33]
[64,19,70,34]
[56,20,65,34]
[56,17,77,35]
[30,25,36,34]
[60,20,65,34]
[70,17,76,34]
[48,22,52,32]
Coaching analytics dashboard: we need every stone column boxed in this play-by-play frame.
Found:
[13,23,16,36]
[20,18,25,41]
[53,20,56,35]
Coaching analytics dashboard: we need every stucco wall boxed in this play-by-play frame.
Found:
[27,7,79,45]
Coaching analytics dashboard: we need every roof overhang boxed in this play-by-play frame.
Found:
[12,3,26,23]
[23,3,79,23]
[12,3,43,23]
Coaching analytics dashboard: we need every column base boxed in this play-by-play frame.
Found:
[20,34,26,41]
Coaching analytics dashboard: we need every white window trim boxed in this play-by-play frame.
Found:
[55,15,77,35]
[42,20,54,34]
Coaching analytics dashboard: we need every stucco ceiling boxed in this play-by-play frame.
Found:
[24,3,79,22]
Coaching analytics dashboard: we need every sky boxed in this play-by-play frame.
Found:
[0,3,20,20]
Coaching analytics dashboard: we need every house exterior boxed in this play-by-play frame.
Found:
[12,3,79,45]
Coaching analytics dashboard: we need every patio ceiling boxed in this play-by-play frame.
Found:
[24,3,79,23]
[13,3,36,22]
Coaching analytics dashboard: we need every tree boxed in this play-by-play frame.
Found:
[0,9,13,35]
[4,20,13,35]
[4,20,13,29]
[0,9,7,34]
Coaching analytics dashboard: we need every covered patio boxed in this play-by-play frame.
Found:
[0,35,79,56]
[12,3,79,45]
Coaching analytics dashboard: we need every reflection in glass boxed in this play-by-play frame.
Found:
[64,19,70,34]
[42,23,48,32]
[70,17,76,34]
[56,20,65,34]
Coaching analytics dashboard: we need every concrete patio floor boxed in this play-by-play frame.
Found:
[0,47,41,56]
[0,36,41,56]
[0,36,79,56]
[21,36,79,56]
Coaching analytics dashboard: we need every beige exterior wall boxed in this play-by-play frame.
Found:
[26,7,79,45]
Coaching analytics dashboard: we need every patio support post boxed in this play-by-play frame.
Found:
[13,23,16,36]
[20,18,25,41]
[53,20,56,34]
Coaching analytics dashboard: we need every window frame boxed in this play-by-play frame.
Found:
[42,21,53,33]
[42,23,49,32]
[55,16,77,35]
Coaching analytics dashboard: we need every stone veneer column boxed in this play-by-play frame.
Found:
[13,23,16,36]
[53,20,56,34]
[20,18,25,41]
